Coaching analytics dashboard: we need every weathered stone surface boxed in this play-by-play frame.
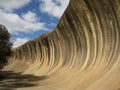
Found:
[3,0,120,90]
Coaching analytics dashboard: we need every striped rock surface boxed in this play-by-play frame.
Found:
[3,0,120,90]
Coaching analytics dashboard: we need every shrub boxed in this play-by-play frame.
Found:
[0,25,12,69]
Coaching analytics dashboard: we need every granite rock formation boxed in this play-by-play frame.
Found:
[2,0,120,90]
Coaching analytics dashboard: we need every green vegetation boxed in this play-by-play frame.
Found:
[0,25,12,69]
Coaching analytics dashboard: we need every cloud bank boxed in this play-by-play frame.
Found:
[0,9,47,34]
[0,0,31,12]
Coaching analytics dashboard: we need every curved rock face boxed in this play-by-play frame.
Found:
[3,0,120,90]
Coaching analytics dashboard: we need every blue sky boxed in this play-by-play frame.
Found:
[0,0,69,48]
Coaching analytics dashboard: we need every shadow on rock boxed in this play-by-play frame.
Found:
[0,71,48,90]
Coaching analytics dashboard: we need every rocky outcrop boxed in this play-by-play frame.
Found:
[3,0,120,90]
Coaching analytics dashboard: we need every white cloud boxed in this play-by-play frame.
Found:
[12,38,29,48]
[22,11,39,23]
[0,9,47,34]
[39,0,70,18]
[0,0,31,12]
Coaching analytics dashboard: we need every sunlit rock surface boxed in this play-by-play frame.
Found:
[2,0,120,90]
